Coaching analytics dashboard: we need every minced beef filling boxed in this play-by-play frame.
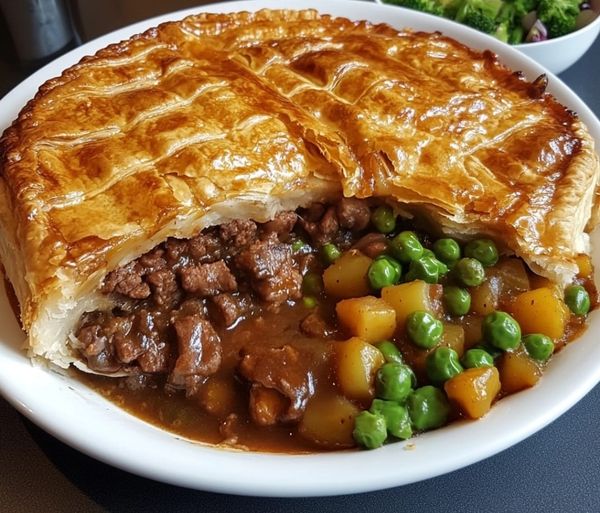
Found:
[74,199,375,424]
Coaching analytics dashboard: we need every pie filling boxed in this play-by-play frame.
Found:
[73,198,595,452]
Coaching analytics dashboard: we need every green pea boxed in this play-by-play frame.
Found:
[291,239,309,253]
[433,238,461,264]
[368,255,402,290]
[375,363,415,402]
[390,231,423,263]
[443,286,471,316]
[472,344,503,360]
[302,296,318,309]
[405,255,440,284]
[374,340,403,364]
[321,243,341,264]
[407,386,450,431]
[353,411,387,449]
[371,205,396,234]
[453,258,486,287]
[426,347,463,384]
[420,250,448,275]
[370,399,413,440]
[406,311,444,349]
[433,258,450,278]
[464,239,499,267]
[461,348,494,369]
[523,334,554,362]
[564,285,591,315]
[483,311,521,351]
[302,272,323,296]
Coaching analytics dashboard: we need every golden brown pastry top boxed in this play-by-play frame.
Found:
[0,9,598,363]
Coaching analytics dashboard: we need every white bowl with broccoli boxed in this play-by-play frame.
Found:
[375,0,600,74]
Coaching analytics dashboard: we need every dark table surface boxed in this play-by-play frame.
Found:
[1,3,600,512]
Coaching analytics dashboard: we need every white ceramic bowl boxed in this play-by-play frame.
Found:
[1,0,600,498]
[374,0,600,74]
[515,11,600,74]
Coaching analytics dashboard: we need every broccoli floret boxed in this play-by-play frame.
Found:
[385,0,445,16]
[537,0,580,38]
[508,25,525,44]
[439,0,463,18]
[497,2,517,24]
[462,10,498,33]
[455,0,504,34]
[455,0,504,22]
[512,0,538,19]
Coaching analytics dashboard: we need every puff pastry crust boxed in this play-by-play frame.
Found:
[0,9,598,368]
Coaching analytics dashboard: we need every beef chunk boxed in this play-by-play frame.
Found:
[210,293,245,327]
[219,219,257,249]
[138,248,167,273]
[179,261,237,296]
[352,232,389,259]
[337,198,371,231]
[262,211,297,238]
[164,238,189,265]
[187,231,223,263]
[317,207,339,242]
[101,262,150,299]
[133,310,171,374]
[164,233,223,268]
[112,318,150,364]
[174,298,206,318]
[77,324,108,358]
[297,253,318,275]
[77,314,133,372]
[235,233,301,304]
[146,269,180,307]
[303,203,326,222]
[299,206,340,246]
[238,344,314,423]
[171,314,222,380]
[76,311,166,373]
[299,311,331,338]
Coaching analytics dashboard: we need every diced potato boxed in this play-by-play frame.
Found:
[197,376,239,418]
[462,315,483,348]
[335,337,385,403]
[323,250,372,298]
[336,296,397,343]
[498,350,542,394]
[470,276,500,316]
[576,254,593,278]
[249,386,288,426]
[442,323,465,358]
[299,394,360,448]
[508,287,570,340]
[444,366,501,419]
[381,280,441,331]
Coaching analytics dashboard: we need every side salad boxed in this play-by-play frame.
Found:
[382,0,600,44]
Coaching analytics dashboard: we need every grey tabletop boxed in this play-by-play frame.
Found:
[1,4,600,513]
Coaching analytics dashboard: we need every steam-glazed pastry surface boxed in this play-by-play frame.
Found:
[0,9,598,367]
